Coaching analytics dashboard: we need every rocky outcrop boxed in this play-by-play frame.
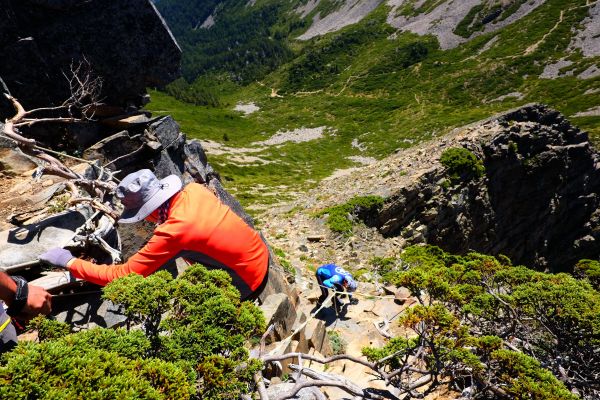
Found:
[0,0,180,118]
[296,0,383,40]
[376,104,600,272]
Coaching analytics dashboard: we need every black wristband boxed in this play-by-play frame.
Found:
[7,276,28,316]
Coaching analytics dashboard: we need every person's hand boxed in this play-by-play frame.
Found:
[22,285,52,316]
[349,297,359,305]
[39,248,74,269]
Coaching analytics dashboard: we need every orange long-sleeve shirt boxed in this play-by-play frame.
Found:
[69,183,269,296]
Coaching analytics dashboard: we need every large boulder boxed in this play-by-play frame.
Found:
[0,0,180,118]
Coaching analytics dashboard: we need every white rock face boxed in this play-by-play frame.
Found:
[295,0,321,19]
[572,106,600,117]
[347,155,377,165]
[569,2,600,57]
[487,92,524,103]
[387,0,546,50]
[579,64,600,80]
[297,0,547,49]
[387,0,481,49]
[297,0,384,40]
[199,14,215,29]
[540,58,574,79]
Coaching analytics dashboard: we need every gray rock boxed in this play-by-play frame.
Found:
[0,206,99,269]
[395,286,412,303]
[304,319,331,356]
[53,294,127,329]
[0,0,295,337]
[261,293,297,342]
[0,148,36,175]
[267,382,324,399]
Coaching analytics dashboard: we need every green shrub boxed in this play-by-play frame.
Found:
[315,195,384,235]
[0,338,193,399]
[363,245,599,399]
[1,264,266,399]
[273,246,296,280]
[327,330,346,355]
[574,259,600,290]
[27,316,71,342]
[454,4,484,38]
[370,256,401,282]
[439,147,485,183]
[103,270,173,347]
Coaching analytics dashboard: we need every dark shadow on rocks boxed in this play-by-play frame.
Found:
[52,287,128,329]
[310,301,350,327]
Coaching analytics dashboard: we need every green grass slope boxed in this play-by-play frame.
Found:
[148,0,600,208]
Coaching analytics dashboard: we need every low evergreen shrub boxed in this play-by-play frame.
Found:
[439,147,485,183]
[315,195,384,235]
[363,245,599,399]
[0,265,265,399]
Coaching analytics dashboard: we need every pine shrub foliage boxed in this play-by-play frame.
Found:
[0,265,265,399]
[364,245,600,399]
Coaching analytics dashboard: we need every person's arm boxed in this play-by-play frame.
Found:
[68,227,183,286]
[0,272,17,305]
[0,272,52,316]
[322,274,343,289]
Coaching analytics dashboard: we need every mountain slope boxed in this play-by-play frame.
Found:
[149,0,600,208]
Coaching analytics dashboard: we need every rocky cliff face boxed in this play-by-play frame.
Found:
[0,0,181,118]
[377,104,600,272]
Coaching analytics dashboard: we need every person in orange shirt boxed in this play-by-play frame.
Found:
[39,169,270,300]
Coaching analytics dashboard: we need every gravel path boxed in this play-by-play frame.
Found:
[252,126,327,145]
[234,102,260,115]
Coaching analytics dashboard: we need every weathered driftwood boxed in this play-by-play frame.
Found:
[29,271,81,292]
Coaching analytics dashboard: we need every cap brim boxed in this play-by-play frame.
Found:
[118,174,182,224]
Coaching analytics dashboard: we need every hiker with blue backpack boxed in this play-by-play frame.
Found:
[315,263,358,310]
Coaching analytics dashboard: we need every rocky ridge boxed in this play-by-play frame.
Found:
[0,0,293,331]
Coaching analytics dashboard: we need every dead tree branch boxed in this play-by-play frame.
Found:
[2,91,117,202]
[276,365,386,400]
[254,372,269,400]
[62,58,104,118]
[262,352,378,371]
